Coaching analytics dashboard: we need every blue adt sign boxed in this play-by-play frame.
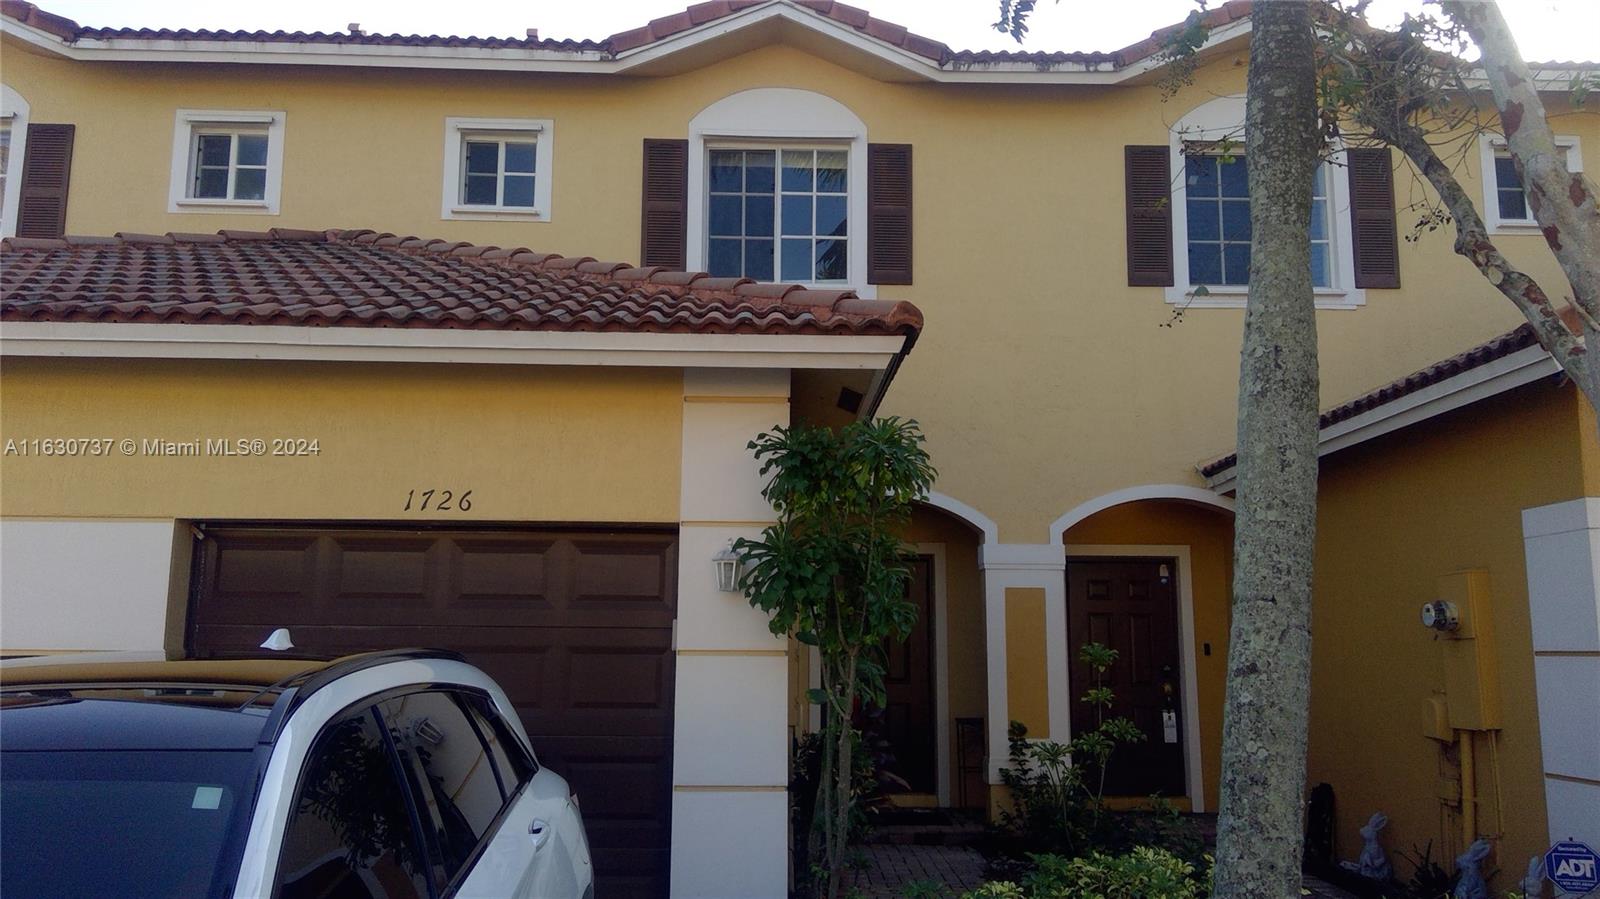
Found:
[1546,840,1600,894]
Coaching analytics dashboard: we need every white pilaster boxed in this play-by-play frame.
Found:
[0,518,177,651]
[1523,497,1600,848]
[669,368,790,899]
[979,543,1068,782]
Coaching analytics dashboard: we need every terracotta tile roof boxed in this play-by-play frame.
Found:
[0,229,923,340]
[0,0,604,50]
[1197,322,1550,478]
[0,0,1252,70]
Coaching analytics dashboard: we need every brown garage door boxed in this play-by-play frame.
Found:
[188,524,677,899]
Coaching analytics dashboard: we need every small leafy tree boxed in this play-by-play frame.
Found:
[997,644,1150,859]
[735,416,936,899]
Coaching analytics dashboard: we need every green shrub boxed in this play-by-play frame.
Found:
[963,848,1202,899]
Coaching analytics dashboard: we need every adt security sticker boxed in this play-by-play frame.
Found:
[1545,840,1600,894]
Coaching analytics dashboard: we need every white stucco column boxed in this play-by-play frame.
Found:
[1523,497,1600,849]
[0,518,178,652]
[978,543,1070,783]
[669,368,790,899]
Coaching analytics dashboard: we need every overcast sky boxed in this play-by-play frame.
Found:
[25,0,1599,61]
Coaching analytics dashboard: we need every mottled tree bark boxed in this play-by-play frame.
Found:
[1446,0,1600,418]
[1212,3,1322,897]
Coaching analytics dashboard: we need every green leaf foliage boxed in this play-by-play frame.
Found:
[734,416,935,898]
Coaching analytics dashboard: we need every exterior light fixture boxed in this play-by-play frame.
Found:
[713,542,742,593]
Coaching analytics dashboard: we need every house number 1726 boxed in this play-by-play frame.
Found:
[403,489,473,512]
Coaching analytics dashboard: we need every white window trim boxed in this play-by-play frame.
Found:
[687,88,875,298]
[167,109,285,215]
[1,84,30,239]
[1166,94,1365,311]
[441,117,553,222]
[1478,132,1583,236]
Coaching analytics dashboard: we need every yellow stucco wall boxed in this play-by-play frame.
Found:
[1063,500,1235,811]
[1005,587,1049,738]
[3,36,1592,541]
[1308,380,1592,877]
[0,357,682,522]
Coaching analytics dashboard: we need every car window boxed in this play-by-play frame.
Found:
[1,747,257,899]
[378,692,504,891]
[275,709,429,899]
[459,691,537,793]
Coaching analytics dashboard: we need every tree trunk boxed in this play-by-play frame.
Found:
[1444,0,1600,420]
[826,652,858,899]
[1212,3,1322,897]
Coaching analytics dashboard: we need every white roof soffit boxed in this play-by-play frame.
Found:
[0,2,1254,85]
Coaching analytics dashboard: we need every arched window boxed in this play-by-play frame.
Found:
[1,84,31,238]
[1165,94,1365,309]
[687,89,872,293]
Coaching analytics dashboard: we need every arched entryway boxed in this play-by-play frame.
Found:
[1055,489,1234,813]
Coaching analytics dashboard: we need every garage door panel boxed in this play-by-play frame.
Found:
[190,526,677,899]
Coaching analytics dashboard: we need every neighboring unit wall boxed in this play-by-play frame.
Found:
[1309,380,1590,876]
[1522,497,1600,850]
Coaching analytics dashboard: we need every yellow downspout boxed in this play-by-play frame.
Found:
[1458,730,1477,846]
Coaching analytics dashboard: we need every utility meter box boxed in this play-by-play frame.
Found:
[1438,570,1501,730]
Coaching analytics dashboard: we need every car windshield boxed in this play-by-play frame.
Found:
[1,748,259,899]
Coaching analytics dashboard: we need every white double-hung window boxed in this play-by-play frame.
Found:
[441,118,554,221]
[1477,133,1583,234]
[167,110,285,214]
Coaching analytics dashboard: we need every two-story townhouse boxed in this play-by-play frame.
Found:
[2,1,1596,895]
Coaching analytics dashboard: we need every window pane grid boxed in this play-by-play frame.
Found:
[1494,152,1530,221]
[461,137,538,209]
[191,131,268,201]
[708,147,847,283]
[1185,155,1332,289]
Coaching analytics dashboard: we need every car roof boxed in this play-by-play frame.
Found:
[0,653,327,689]
[0,648,467,750]
[1,694,274,751]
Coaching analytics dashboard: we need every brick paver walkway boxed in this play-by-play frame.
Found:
[838,844,1361,899]
[840,844,987,898]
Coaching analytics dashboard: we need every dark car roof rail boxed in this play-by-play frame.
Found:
[257,648,467,745]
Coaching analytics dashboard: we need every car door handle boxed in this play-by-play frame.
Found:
[529,817,551,851]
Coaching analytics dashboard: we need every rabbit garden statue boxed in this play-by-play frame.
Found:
[1339,812,1393,882]
[1453,838,1492,899]
[1517,854,1545,898]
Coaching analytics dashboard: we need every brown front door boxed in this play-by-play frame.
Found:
[188,525,676,899]
[1066,557,1185,797]
[861,555,937,794]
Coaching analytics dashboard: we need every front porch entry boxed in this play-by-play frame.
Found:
[1066,556,1187,799]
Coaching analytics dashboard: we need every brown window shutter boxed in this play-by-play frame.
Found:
[867,143,912,285]
[640,138,688,270]
[1347,146,1400,289]
[16,124,75,239]
[1125,145,1173,287]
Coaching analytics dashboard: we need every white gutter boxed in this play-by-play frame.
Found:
[0,321,907,371]
[1203,343,1561,494]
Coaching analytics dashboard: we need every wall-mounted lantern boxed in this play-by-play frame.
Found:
[713,542,742,593]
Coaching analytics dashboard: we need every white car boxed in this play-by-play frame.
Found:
[0,648,594,899]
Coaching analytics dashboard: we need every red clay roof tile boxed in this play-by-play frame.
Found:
[0,229,923,341]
